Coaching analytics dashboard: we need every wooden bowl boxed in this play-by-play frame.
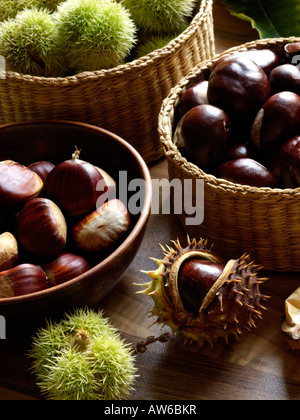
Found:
[0,120,152,327]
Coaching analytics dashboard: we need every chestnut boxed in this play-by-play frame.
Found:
[0,232,18,271]
[174,104,230,171]
[43,148,107,217]
[42,252,90,287]
[0,160,43,208]
[269,136,300,188]
[223,141,255,162]
[251,91,300,150]
[215,157,278,188]
[28,161,55,183]
[284,42,300,63]
[208,57,271,123]
[15,197,67,261]
[289,144,300,187]
[269,64,300,96]
[176,80,209,120]
[211,49,279,75]
[73,199,131,253]
[178,258,225,314]
[0,264,48,299]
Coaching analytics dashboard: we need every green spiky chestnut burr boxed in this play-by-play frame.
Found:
[28,307,137,400]
[122,0,197,35]
[134,21,188,59]
[0,8,66,77]
[0,1,65,21]
[54,0,137,72]
[137,237,270,347]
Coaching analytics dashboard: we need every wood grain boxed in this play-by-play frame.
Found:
[2,0,300,401]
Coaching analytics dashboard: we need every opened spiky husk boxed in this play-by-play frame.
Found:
[137,236,270,347]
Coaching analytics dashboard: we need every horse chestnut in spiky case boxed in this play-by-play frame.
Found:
[137,237,270,347]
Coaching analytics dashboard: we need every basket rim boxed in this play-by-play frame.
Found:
[158,36,300,199]
[3,0,212,85]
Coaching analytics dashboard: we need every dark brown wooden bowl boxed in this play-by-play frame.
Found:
[0,120,152,328]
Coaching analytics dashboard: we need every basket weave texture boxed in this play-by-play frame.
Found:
[0,0,215,163]
[159,37,300,271]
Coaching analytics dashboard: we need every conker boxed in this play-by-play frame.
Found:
[174,104,230,171]
[208,57,271,123]
[178,258,224,314]
[251,91,300,150]
[15,197,67,261]
[211,49,279,75]
[269,136,300,188]
[269,64,300,96]
[289,144,300,187]
[177,80,209,120]
[215,158,278,188]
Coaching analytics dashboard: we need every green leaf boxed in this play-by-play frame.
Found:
[221,0,300,39]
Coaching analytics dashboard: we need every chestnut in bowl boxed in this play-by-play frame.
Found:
[0,120,152,327]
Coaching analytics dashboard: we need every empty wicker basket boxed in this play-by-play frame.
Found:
[0,0,215,163]
[159,37,300,271]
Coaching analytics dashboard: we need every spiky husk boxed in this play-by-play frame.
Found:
[122,0,197,35]
[138,237,269,347]
[28,307,137,400]
[54,0,137,72]
[0,8,66,77]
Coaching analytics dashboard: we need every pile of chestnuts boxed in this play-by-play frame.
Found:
[0,148,131,299]
[174,42,300,189]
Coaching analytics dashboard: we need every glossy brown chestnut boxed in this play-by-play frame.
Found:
[208,57,271,123]
[178,258,225,314]
[215,157,278,188]
[42,252,91,287]
[289,144,300,187]
[43,148,107,217]
[284,42,300,63]
[269,64,300,96]
[269,136,300,188]
[0,232,18,271]
[251,91,300,150]
[15,197,67,261]
[73,199,131,253]
[0,160,43,208]
[174,104,230,171]
[211,49,279,75]
[0,264,48,299]
[28,161,55,183]
[177,80,209,119]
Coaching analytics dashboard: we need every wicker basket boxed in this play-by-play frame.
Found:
[0,0,215,164]
[159,37,300,272]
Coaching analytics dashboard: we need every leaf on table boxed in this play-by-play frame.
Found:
[221,0,300,39]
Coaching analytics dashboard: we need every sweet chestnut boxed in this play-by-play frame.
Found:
[174,104,230,171]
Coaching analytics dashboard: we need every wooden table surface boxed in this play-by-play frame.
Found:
[2,1,300,401]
